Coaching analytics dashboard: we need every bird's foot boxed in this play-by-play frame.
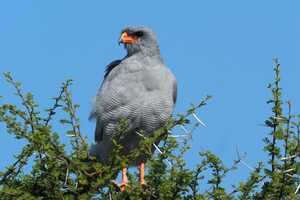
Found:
[141,181,147,189]
[110,180,129,192]
[120,182,127,192]
[140,178,146,187]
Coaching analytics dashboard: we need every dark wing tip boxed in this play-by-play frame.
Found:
[104,59,122,78]
[95,119,104,142]
[172,79,177,104]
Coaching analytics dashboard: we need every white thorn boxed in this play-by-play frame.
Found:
[180,125,189,134]
[280,154,298,161]
[283,168,295,173]
[66,133,76,137]
[153,143,172,167]
[240,160,254,171]
[272,116,285,120]
[64,168,69,185]
[192,113,207,127]
[136,131,146,139]
[153,143,163,154]
[136,131,172,167]
[295,183,300,194]
[166,160,172,167]
[169,134,190,138]
[236,148,254,171]
[286,173,294,178]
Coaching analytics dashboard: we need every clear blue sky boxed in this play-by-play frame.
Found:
[1,1,300,190]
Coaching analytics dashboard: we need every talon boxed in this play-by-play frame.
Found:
[120,182,127,192]
[111,180,119,187]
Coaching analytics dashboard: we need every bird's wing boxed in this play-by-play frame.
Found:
[89,59,122,121]
[93,60,146,142]
[93,60,176,143]
[95,118,104,141]
[104,59,122,78]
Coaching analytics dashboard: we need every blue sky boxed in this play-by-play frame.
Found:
[1,1,300,190]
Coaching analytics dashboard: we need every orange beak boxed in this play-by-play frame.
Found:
[119,32,138,44]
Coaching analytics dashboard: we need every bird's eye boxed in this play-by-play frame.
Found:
[135,31,144,37]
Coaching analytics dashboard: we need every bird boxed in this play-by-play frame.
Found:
[89,26,177,191]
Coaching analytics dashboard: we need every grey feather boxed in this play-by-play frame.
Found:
[95,118,103,141]
[90,26,177,164]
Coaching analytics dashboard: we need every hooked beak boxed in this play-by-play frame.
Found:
[118,32,138,45]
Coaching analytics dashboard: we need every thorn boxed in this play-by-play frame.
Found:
[286,174,294,178]
[280,154,298,161]
[272,116,285,120]
[152,143,172,167]
[283,168,295,173]
[192,113,207,127]
[295,183,300,194]
[180,125,189,134]
[168,128,191,138]
[66,133,76,137]
[169,134,190,138]
[64,168,69,185]
[240,160,255,171]
[136,131,146,139]
[166,160,172,167]
[136,131,172,167]
[153,143,163,154]
[236,147,254,171]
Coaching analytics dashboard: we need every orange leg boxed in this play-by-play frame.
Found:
[139,162,145,185]
[120,167,127,192]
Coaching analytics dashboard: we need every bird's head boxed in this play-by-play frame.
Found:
[119,26,160,57]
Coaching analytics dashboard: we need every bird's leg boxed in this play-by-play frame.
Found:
[120,167,128,192]
[139,162,145,185]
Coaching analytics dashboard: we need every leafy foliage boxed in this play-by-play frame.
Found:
[0,60,300,199]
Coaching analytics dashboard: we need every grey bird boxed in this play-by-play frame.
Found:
[89,26,177,190]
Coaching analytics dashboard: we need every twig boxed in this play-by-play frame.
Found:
[44,82,68,126]
[4,73,37,133]
[61,81,87,153]
[279,101,292,199]
[0,145,34,184]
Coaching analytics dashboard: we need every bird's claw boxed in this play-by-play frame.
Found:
[120,182,127,192]
[110,180,129,192]
[141,181,147,188]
